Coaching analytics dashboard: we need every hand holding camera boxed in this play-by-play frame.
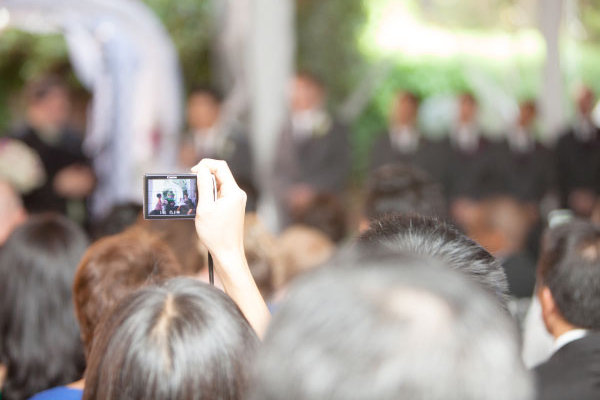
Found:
[192,159,269,336]
[192,159,247,265]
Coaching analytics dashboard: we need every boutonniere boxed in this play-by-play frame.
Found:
[221,137,236,158]
[313,114,332,138]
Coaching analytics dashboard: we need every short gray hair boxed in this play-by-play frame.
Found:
[250,253,533,400]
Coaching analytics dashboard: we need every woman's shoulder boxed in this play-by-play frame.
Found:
[28,386,83,400]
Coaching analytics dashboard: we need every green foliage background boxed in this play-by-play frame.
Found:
[2,0,600,179]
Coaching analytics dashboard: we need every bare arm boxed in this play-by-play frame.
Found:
[192,159,271,337]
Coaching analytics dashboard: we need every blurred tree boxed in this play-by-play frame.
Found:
[296,0,368,106]
[144,0,213,90]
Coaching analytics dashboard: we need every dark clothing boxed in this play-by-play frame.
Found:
[535,332,600,400]
[11,124,89,214]
[186,128,256,211]
[274,118,350,195]
[368,132,445,182]
[555,128,600,208]
[501,252,537,298]
[439,136,503,200]
[494,141,556,203]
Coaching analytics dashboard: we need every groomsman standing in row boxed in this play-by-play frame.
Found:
[369,91,442,181]
[273,72,350,227]
[556,86,600,217]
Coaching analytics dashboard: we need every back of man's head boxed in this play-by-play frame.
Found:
[250,253,532,400]
[364,164,447,220]
[538,219,600,329]
[358,215,509,308]
[73,228,184,357]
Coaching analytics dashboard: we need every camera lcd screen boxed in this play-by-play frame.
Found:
[144,174,197,220]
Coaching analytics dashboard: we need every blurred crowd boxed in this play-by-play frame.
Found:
[0,69,599,400]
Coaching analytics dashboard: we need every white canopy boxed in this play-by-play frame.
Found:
[2,0,183,217]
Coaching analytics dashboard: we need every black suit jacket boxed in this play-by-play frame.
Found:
[274,118,350,195]
[368,132,445,183]
[11,124,89,214]
[192,128,256,211]
[555,128,600,207]
[438,135,503,200]
[535,332,600,400]
[493,140,556,203]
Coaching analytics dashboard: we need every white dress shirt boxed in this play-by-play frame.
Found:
[452,123,480,153]
[551,329,588,355]
[390,125,419,154]
[508,127,534,153]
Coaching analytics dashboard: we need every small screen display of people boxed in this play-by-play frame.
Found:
[147,178,197,216]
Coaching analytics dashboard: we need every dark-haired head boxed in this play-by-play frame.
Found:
[537,219,600,331]
[187,85,223,131]
[25,75,68,104]
[358,215,509,309]
[0,214,87,399]
[250,253,532,400]
[91,202,142,240]
[189,84,224,104]
[364,163,447,221]
[83,278,259,400]
[292,71,326,112]
[73,228,184,358]
[293,192,347,243]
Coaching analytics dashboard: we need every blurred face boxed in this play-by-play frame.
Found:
[458,95,477,124]
[391,93,418,126]
[518,103,537,128]
[187,93,220,131]
[290,77,324,113]
[29,87,71,130]
[577,87,595,117]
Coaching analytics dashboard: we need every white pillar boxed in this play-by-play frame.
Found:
[538,0,565,142]
[248,0,295,231]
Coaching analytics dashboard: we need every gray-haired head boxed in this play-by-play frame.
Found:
[358,215,510,309]
[249,253,532,400]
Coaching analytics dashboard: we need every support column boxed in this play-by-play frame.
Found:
[538,0,565,142]
[248,0,295,231]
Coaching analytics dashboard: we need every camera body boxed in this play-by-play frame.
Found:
[143,174,198,220]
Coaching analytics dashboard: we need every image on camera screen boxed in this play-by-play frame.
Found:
[146,176,197,218]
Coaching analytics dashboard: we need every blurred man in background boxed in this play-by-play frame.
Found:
[556,86,600,217]
[442,92,501,228]
[9,76,94,220]
[179,86,256,210]
[496,100,555,205]
[273,72,350,227]
[369,91,442,180]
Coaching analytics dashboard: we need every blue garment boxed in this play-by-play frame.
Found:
[29,387,83,400]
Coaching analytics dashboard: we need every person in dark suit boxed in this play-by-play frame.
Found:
[534,219,600,400]
[369,91,442,180]
[555,86,600,217]
[495,101,556,204]
[273,72,350,227]
[179,85,257,210]
[9,76,95,218]
[440,92,502,227]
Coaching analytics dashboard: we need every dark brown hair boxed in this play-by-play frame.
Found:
[73,227,183,356]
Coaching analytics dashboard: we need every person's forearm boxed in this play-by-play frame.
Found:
[214,251,271,338]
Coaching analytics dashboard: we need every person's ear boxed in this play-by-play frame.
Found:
[358,217,370,234]
[538,285,557,332]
